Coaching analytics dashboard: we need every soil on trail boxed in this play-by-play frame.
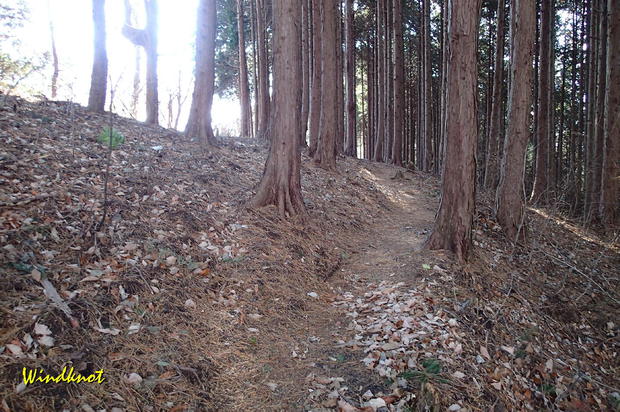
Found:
[260,164,444,411]
[337,164,438,285]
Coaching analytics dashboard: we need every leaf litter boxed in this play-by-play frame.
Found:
[0,96,618,411]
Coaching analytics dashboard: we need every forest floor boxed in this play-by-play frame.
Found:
[0,96,619,412]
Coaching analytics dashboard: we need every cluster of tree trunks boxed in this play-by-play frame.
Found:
[85,0,619,256]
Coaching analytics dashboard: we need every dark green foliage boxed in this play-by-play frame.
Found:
[397,358,446,385]
[98,127,125,149]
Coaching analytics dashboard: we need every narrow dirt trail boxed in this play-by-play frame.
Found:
[284,163,445,411]
[336,164,439,285]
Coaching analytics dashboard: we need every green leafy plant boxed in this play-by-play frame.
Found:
[398,358,447,385]
[98,127,125,149]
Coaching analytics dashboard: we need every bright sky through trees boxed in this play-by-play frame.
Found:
[16,0,240,133]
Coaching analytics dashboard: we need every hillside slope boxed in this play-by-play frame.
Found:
[1,96,618,411]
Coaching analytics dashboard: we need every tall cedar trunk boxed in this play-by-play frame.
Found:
[484,0,505,190]
[300,0,310,147]
[87,0,107,112]
[422,0,433,171]
[385,0,393,162]
[416,15,422,169]
[496,0,536,242]
[384,0,392,161]
[590,0,607,222]
[575,1,590,213]
[584,0,598,219]
[373,0,385,161]
[425,0,481,262]
[144,0,158,125]
[248,0,305,216]
[600,0,620,224]
[237,0,253,138]
[367,47,375,160]
[557,55,566,190]
[255,0,270,139]
[309,0,322,156]
[123,0,141,119]
[49,18,59,99]
[336,3,345,155]
[122,0,159,124]
[392,0,404,166]
[438,0,448,174]
[314,0,338,170]
[530,0,552,204]
[185,0,216,144]
[344,0,356,157]
[250,0,259,137]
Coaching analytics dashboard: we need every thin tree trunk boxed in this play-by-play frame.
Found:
[496,0,536,242]
[373,0,385,162]
[300,0,310,147]
[144,0,158,125]
[425,0,481,262]
[384,0,393,162]
[124,0,141,118]
[590,0,607,222]
[237,0,253,138]
[87,0,107,112]
[344,0,356,157]
[484,0,505,190]
[392,0,404,166]
[185,0,217,144]
[49,15,59,99]
[530,0,553,204]
[422,0,433,171]
[250,0,259,137]
[584,0,599,220]
[314,0,338,170]
[336,2,345,155]
[309,0,322,156]
[255,0,270,139]
[600,0,620,225]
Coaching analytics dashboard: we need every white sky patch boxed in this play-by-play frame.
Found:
[13,0,240,134]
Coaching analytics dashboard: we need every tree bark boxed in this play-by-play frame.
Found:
[392,0,404,166]
[590,0,607,222]
[496,0,536,242]
[373,0,385,162]
[336,3,345,155]
[144,0,158,125]
[185,0,217,144]
[422,0,433,171]
[237,0,253,138]
[87,0,107,112]
[314,0,338,170]
[425,0,481,262]
[600,0,619,225]
[249,0,305,217]
[484,0,505,190]
[530,0,553,204]
[300,0,311,147]
[49,17,59,99]
[309,0,322,157]
[255,0,271,139]
[584,0,599,220]
[344,0,356,157]
[122,0,159,125]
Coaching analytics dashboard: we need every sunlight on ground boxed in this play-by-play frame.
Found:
[529,207,619,252]
[359,167,420,206]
